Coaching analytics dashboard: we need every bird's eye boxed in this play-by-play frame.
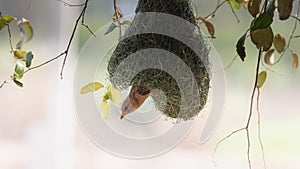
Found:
[137,87,150,95]
[123,106,128,112]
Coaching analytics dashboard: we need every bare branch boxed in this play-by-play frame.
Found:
[113,0,123,40]
[0,12,14,52]
[81,9,96,37]
[228,2,240,23]
[18,0,91,80]
[201,0,227,20]
[213,48,263,169]
[293,35,300,38]
[56,0,85,7]
[224,54,238,69]
[27,0,32,11]
[256,88,267,169]
[59,0,90,79]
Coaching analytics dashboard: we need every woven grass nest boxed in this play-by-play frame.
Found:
[108,0,210,121]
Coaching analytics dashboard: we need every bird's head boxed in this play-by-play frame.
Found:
[121,86,152,119]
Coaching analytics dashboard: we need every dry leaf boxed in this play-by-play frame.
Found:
[248,0,262,17]
[264,49,275,66]
[198,16,215,38]
[274,33,286,54]
[292,52,299,71]
[278,0,293,20]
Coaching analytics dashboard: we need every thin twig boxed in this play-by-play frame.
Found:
[27,0,32,11]
[293,35,300,38]
[81,6,96,37]
[213,49,263,169]
[261,0,269,14]
[113,0,123,40]
[290,15,300,21]
[24,0,91,79]
[262,61,286,75]
[224,54,238,70]
[228,3,240,23]
[256,88,267,169]
[56,0,85,7]
[212,127,245,167]
[200,0,226,20]
[1,0,95,87]
[59,0,89,79]
[0,12,14,52]
[246,48,263,169]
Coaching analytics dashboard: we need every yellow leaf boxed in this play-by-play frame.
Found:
[80,82,104,94]
[228,0,241,10]
[107,85,122,105]
[100,99,110,119]
[14,49,27,61]
[292,52,299,71]
[0,15,15,31]
[274,33,286,54]
[257,71,267,88]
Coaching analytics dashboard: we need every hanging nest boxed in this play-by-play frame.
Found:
[107,0,210,121]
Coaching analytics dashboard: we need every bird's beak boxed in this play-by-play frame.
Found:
[120,86,152,120]
[120,96,136,119]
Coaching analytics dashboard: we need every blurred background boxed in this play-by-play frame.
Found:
[0,0,300,169]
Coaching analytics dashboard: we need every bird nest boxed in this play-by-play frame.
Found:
[107,0,210,121]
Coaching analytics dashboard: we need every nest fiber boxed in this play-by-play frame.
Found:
[108,0,210,121]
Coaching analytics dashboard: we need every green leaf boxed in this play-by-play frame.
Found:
[257,71,267,88]
[274,33,286,54]
[80,82,104,94]
[107,85,122,105]
[228,0,241,10]
[236,33,247,61]
[25,51,34,68]
[100,99,110,119]
[250,13,273,31]
[15,62,25,77]
[0,15,15,31]
[13,79,23,88]
[250,26,274,51]
[14,49,27,61]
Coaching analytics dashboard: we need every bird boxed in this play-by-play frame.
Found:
[120,85,152,119]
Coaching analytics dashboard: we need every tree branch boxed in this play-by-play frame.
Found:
[201,0,227,21]
[23,0,92,79]
[256,88,267,169]
[213,48,263,169]
[56,0,85,7]
[0,12,14,52]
